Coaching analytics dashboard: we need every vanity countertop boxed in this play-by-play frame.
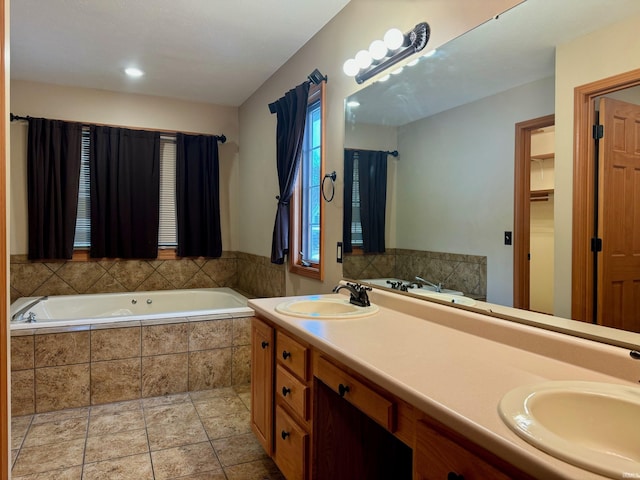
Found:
[249,288,639,480]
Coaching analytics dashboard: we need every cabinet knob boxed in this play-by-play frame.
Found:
[282,386,291,397]
[261,341,269,349]
[447,472,464,480]
[282,350,291,360]
[338,383,350,397]
[281,430,290,440]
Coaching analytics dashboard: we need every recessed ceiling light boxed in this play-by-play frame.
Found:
[124,67,144,78]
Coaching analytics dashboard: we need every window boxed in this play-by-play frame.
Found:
[290,82,325,279]
[73,132,178,250]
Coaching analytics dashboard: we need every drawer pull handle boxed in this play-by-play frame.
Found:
[282,386,291,397]
[282,350,291,360]
[338,383,350,397]
[261,341,269,349]
[281,430,290,440]
[447,473,464,480]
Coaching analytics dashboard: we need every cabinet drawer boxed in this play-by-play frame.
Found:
[276,331,309,380]
[276,364,309,420]
[274,405,308,480]
[315,356,396,432]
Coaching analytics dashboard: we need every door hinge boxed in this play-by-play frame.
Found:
[591,237,603,252]
[593,124,604,140]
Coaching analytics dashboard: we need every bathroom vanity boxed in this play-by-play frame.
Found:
[249,287,639,479]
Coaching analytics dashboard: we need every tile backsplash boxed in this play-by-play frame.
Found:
[343,248,487,298]
[10,251,286,303]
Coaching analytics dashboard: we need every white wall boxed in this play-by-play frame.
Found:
[10,80,239,255]
[555,12,640,318]
[237,0,522,295]
[394,76,554,305]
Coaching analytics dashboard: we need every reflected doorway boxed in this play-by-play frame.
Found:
[514,114,555,311]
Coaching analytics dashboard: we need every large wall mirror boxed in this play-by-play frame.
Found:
[343,0,640,348]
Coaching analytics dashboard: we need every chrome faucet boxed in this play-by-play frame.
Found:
[333,282,372,307]
[414,276,443,293]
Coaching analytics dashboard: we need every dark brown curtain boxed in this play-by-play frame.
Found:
[27,118,82,259]
[89,126,160,258]
[270,81,310,264]
[176,133,222,257]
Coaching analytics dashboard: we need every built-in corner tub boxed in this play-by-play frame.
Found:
[10,287,253,331]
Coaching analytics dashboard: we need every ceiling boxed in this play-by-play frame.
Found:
[10,0,351,106]
[347,0,640,126]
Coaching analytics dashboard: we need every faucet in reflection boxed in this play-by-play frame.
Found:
[414,276,443,293]
[333,282,372,307]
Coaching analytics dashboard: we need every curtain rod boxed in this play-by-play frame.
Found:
[345,147,399,157]
[268,69,328,114]
[9,113,227,144]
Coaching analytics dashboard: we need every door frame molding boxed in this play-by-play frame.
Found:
[572,68,640,322]
[514,114,555,309]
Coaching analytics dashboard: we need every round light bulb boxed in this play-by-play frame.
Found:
[124,67,144,77]
[368,39,387,61]
[383,28,404,51]
[343,58,360,77]
[355,50,372,69]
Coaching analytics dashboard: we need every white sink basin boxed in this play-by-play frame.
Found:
[275,297,379,319]
[499,381,640,478]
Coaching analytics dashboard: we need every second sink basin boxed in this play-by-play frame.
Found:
[499,381,640,478]
[275,297,379,319]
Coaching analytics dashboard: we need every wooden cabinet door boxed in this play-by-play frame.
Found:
[251,317,274,454]
[415,419,513,480]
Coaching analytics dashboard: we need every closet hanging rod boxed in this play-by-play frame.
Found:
[345,148,399,157]
[9,113,227,143]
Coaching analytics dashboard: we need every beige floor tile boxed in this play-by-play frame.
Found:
[82,453,154,480]
[166,473,226,480]
[147,419,209,451]
[189,387,237,402]
[11,449,18,469]
[84,428,149,463]
[88,409,145,436]
[11,438,85,476]
[89,399,141,416]
[141,392,191,409]
[193,396,248,418]
[23,417,88,447]
[150,442,223,480]
[211,433,268,467]
[32,407,89,424]
[11,415,32,449]
[143,402,199,428]
[224,458,285,480]
[201,410,251,440]
[11,465,82,480]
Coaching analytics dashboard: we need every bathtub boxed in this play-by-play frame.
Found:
[10,287,253,330]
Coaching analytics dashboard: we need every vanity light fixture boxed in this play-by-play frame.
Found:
[343,22,430,84]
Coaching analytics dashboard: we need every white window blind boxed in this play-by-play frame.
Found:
[73,128,91,248]
[351,153,363,246]
[158,135,177,247]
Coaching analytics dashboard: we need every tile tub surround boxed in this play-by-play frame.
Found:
[11,385,285,479]
[10,316,254,415]
[343,248,487,298]
[10,251,286,304]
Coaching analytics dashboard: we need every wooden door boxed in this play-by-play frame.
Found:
[250,317,274,454]
[597,97,640,332]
